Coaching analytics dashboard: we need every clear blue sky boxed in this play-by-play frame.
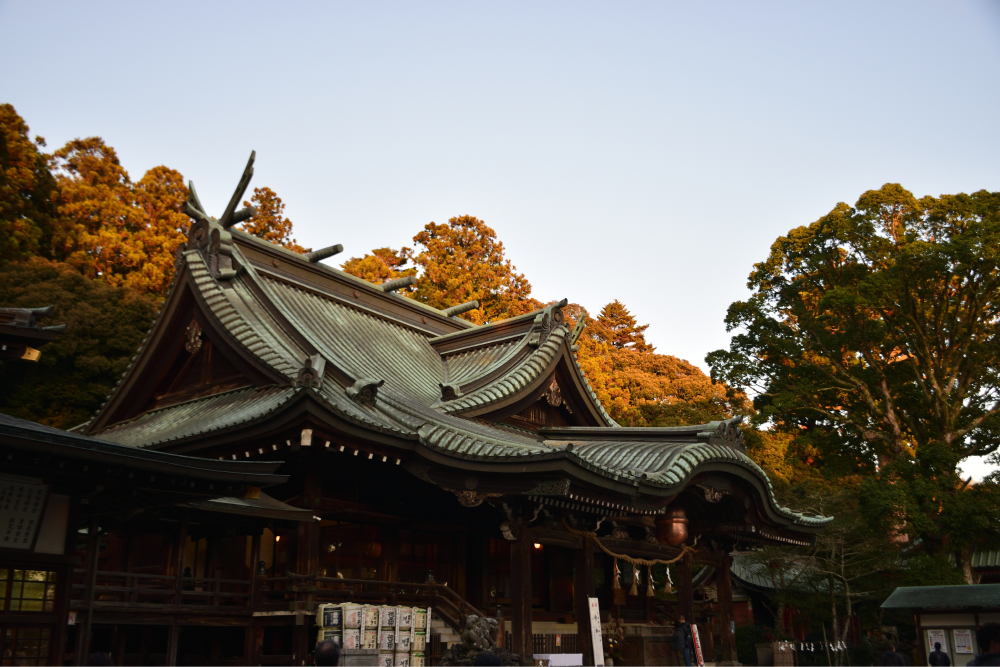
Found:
[2,1,999,473]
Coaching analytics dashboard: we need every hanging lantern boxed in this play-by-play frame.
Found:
[656,507,689,546]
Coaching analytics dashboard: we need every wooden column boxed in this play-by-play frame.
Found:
[573,536,596,665]
[165,623,181,666]
[718,554,736,663]
[80,518,100,661]
[296,466,321,576]
[510,530,534,660]
[246,532,262,665]
[677,552,694,622]
[173,522,188,605]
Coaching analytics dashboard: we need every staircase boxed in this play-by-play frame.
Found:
[431,611,463,648]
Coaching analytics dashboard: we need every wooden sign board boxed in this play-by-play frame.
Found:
[0,475,48,550]
[588,597,604,666]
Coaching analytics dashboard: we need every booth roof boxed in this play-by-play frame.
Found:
[881,584,1000,609]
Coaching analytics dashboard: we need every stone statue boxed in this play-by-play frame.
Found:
[440,615,521,666]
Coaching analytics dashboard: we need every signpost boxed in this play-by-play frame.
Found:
[588,598,604,666]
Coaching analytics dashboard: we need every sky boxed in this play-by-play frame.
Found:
[2,0,1000,475]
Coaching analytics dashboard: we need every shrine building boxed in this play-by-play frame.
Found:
[3,154,830,666]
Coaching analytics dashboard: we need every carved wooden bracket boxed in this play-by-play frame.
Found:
[184,320,203,354]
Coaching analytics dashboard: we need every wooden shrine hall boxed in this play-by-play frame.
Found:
[45,153,829,665]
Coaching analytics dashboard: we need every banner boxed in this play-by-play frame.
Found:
[692,624,705,666]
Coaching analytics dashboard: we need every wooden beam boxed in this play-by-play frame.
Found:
[574,536,595,665]
[511,529,534,660]
[718,553,736,663]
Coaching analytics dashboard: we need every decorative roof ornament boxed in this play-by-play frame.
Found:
[380,275,417,293]
[706,415,746,452]
[294,354,327,389]
[439,383,463,401]
[443,300,480,317]
[304,244,344,264]
[346,378,384,406]
[181,151,259,281]
[184,320,203,354]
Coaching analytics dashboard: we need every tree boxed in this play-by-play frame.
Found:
[131,166,189,294]
[341,247,416,286]
[240,186,309,253]
[591,300,654,351]
[0,104,57,261]
[571,301,749,426]
[0,258,161,429]
[410,215,538,324]
[707,183,1000,573]
[50,137,142,283]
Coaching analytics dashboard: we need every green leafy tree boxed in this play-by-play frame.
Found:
[0,258,160,429]
[707,183,1000,577]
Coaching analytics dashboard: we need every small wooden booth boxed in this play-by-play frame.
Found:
[882,584,1000,667]
[39,153,832,665]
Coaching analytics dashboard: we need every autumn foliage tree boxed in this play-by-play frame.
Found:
[0,104,58,260]
[343,215,539,323]
[240,186,309,254]
[1,104,311,297]
[340,247,416,287]
[570,302,749,427]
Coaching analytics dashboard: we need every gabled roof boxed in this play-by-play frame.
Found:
[81,154,830,538]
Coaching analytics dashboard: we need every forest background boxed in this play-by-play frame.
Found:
[2,103,1000,661]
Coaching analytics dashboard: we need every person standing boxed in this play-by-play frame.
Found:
[880,644,907,666]
[969,623,1000,666]
[929,641,951,666]
[672,614,693,667]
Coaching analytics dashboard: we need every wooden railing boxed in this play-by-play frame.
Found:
[504,633,582,655]
[71,568,484,638]
[71,570,252,609]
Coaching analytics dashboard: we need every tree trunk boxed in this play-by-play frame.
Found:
[957,546,974,585]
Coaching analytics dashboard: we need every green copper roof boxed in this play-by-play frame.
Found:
[85,214,830,535]
[881,584,1000,609]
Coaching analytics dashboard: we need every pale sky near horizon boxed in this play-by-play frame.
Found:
[2,0,999,476]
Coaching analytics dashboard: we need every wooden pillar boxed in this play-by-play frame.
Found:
[574,536,596,665]
[296,466,321,576]
[80,518,100,662]
[718,554,736,663]
[511,530,534,660]
[677,552,694,622]
[165,623,181,666]
[246,532,262,665]
[174,522,188,605]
